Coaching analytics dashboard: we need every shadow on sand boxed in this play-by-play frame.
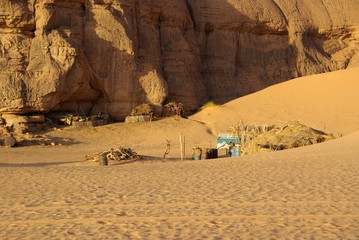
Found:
[0,161,79,168]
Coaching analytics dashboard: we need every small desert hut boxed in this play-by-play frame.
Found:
[241,121,335,155]
[125,104,153,123]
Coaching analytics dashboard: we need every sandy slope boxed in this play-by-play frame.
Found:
[190,67,359,136]
[0,117,216,164]
[0,69,359,239]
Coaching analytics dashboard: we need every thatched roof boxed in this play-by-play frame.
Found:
[130,104,153,116]
[241,121,335,155]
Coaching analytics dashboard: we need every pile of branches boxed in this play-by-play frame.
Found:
[88,147,141,163]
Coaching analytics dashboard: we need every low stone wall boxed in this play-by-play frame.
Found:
[125,115,152,123]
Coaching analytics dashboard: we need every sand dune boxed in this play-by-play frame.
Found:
[1,69,359,239]
[190,67,359,136]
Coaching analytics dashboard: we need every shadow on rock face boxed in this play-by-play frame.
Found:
[0,0,357,118]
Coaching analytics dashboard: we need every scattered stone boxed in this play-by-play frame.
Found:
[4,136,16,147]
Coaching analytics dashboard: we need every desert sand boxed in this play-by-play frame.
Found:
[190,67,359,136]
[1,69,359,239]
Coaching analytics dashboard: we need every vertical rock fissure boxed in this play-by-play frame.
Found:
[185,0,196,30]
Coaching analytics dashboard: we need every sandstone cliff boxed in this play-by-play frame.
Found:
[0,0,358,120]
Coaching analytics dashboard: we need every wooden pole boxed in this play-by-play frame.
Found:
[180,134,183,160]
[183,136,186,159]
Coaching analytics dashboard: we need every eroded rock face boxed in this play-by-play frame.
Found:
[188,0,359,101]
[0,0,358,119]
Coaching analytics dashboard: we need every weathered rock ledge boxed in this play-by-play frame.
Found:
[1,0,358,120]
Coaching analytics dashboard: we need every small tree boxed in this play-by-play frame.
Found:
[229,119,245,144]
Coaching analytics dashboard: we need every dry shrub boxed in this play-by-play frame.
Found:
[199,101,218,111]
[163,101,184,117]
[130,104,153,116]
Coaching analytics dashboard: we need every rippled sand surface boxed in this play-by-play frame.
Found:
[1,132,358,239]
